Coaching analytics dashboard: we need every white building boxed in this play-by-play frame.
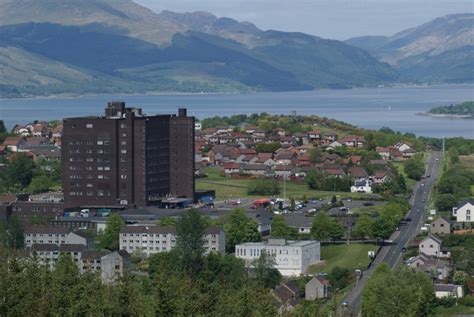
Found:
[351,179,372,194]
[419,235,451,258]
[31,244,130,284]
[24,226,93,249]
[452,200,473,223]
[434,284,464,299]
[235,238,320,276]
[119,226,225,256]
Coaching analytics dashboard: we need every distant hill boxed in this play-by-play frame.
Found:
[0,0,397,98]
[346,14,474,83]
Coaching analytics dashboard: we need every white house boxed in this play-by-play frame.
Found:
[351,179,372,194]
[235,238,320,276]
[452,199,473,223]
[419,235,451,258]
[393,141,413,153]
[434,284,464,299]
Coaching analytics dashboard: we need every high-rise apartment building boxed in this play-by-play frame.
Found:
[62,102,194,209]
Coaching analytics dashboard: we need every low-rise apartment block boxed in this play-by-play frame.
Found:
[235,238,320,276]
[24,226,93,249]
[119,226,225,256]
[31,244,130,284]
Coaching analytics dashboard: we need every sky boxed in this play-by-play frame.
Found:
[135,0,473,40]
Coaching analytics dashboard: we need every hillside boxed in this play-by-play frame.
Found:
[346,14,474,83]
[0,0,397,98]
[428,101,474,117]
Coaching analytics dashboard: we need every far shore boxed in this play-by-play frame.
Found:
[416,112,473,119]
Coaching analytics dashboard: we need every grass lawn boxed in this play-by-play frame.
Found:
[197,167,373,200]
[351,205,384,216]
[307,243,376,274]
[392,161,417,189]
[459,155,474,169]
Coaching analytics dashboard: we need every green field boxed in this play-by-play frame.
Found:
[307,243,376,274]
[392,161,417,189]
[197,167,373,200]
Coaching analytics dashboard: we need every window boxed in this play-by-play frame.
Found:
[121,149,127,154]
[121,141,127,145]
[86,124,93,128]
[97,140,103,145]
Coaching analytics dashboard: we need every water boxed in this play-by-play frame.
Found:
[1,84,473,138]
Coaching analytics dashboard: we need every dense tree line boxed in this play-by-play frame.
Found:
[435,166,474,211]
[0,154,61,194]
[247,179,280,195]
[306,170,352,192]
[0,209,279,316]
[362,263,435,316]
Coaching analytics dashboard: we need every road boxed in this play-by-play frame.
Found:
[342,152,442,316]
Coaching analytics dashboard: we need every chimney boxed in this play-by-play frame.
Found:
[178,108,187,117]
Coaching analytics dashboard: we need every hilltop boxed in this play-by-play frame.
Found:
[346,13,474,83]
[0,0,396,98]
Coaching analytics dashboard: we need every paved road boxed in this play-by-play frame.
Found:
[342,152,442,316]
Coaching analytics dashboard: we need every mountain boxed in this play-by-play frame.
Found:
[0,0,397,98]
[346,14,474,83]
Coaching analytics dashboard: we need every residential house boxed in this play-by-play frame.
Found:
[408,254,451,280]
[305,277,330,300]
[372,171,390,185]
[274,128,286,136]
[342,135,365,148]
[325,140,342,150]
[393,141,413,153]
[434,284,464,299]
[2,136,26,152]
[348,155,362,165]
[324,165,345,178]
[241,164,270,177]
[307,130,321,142]
[275,151,297,166]
[223,163,241,177]
[348,167,368,181]
[100,250,131,284]
[321,133,338,145]
[351,179,372,194]
[274,164,295,179]
[376,147,391,160]
[274,280,301,312]
[430,217,453,235]
[419,235,451,258]
[452,199,473,223]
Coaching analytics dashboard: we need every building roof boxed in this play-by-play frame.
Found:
[242,164,268,171]
[434,284,459,292]
[58,244,88,252]
[348,167,368,178]
[3,136,24,146]
[82,251,109,260]
[455,198,474,209]
[24,226,70,235]
[31,243,59,252]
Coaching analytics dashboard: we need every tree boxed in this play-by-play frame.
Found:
[404,157,425,180]
[255,142,281,153]
[311,212,343,241]
[157,217,176,227]
[362,263,435,316]
[27,175,53,194]
[2,154,35,191]
[252,251,282,288]
[175,209,207,275]
[0,120,5,133]
[352,214,374,239]
[309,147,324,164]
[0,215,24,249]
[270,215,297,239]
[247,179,280,196]
[435,193,458,212]
[224,208,261,252]
[98,213,124,251]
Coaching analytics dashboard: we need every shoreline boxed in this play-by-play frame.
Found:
[416,112,473,119]
[2,83,474,101]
